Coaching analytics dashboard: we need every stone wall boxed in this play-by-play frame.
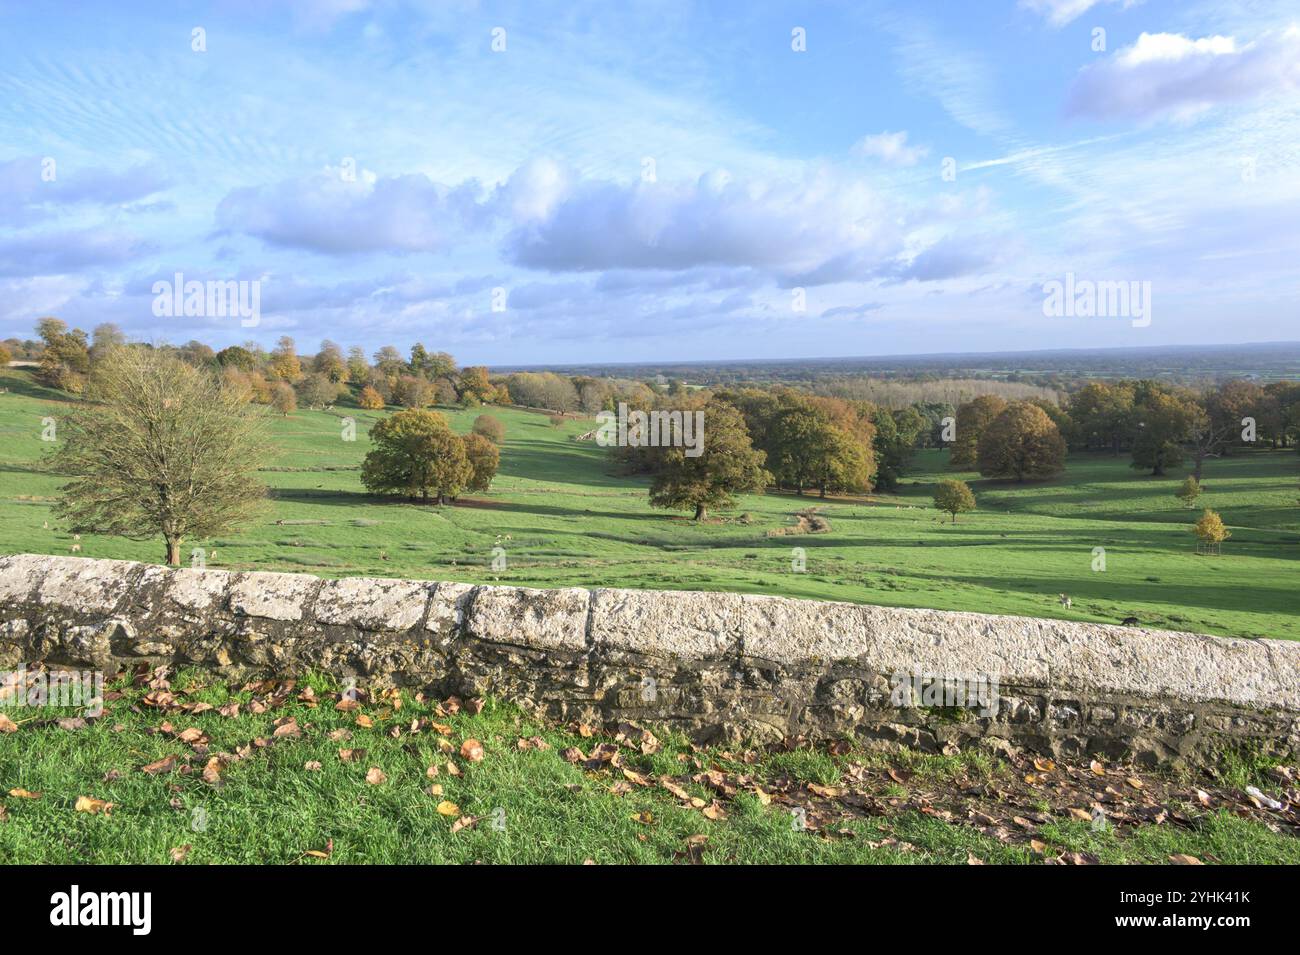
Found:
[2,553,1297,767]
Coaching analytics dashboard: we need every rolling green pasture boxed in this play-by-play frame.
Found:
[1,367,1297,640]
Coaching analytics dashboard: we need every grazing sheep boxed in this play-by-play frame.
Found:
[1059,593,1071,609]
[70,544,81,553]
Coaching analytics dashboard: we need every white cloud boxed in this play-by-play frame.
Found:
[1021,0,1136,29]
[502,167,910,285]
[1067,28,1300,121]
[215,168,490,254]
[853,131,929,167]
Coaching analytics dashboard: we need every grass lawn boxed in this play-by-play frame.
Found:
[1,366,1296,640]
[1,668,1296,864]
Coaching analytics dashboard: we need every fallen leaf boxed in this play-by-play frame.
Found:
[365,767,386,785]
[0,714,17,733]
[74,796,114,815]
[1067,807,1093,822]
[1126,777,1144,791]
[631,810,654,825]
[141,755,179,775]
[1169,853,1203,865]
[1033,758,1056,773]
[8,788,40,799]
[304,760,322,771]
[1089,760,1106,776]
[460,739,485,762]
[701,800,728,821]
[436,800,460,817]
[355,714,373,728]
[169,845,191,863]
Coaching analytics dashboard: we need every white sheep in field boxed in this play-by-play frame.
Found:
[70,544,81,554]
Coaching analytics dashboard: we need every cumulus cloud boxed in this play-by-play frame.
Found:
[1067,28,1300,121]
[502,167,908,285]
[853,130,929,166]
[215,168,491,254]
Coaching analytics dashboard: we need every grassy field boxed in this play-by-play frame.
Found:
[1,366,1297,641]
[1,669,1295,864]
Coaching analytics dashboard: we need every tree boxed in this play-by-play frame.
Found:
[361,409,471,504]
[976,401,1066,481]
[870,407,913,490]
[950,395,1007,468]
[1193,508,1230,552]
[933,479,975,523]
[472,414,505,445]
[270,381,297,415]
[346,346,370,384]
[89,323,126,364]
[0,343,10,367]
[394,375,434,409]
[1067,381,1134,453]
[1131,390,1195,476]
[461,432,501,492]
[457,366,494,406]
[357,385,385,410]
[372,345,405,379]
[648,400,769,520]
[35,317,90,393]
[297,372,341,409]
[313,340,348,383]
[47,346,268,565]
[216,345,258,371]
[268,336,302,382]
[1175,475,1202,508]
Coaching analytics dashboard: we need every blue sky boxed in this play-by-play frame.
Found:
[1,0,1297,365]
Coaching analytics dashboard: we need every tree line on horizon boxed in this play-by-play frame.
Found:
[13,319,1300,562]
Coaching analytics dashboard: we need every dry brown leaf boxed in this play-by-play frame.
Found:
[169,845,191,862]
[701,800,728,821]
[304,760,322,771]
[1033,758,1056,772]
[141,755,178,775]
[74,795,114,815]
[1089,760,1106,776]
[450,814,478,834]
[460,739,485,762]
[436,800,460,817]
[0,713,18,733]
[8,787,40,799]
[365,767,386,785]
[1169,853,1203,865]
[631,810,654,825]
[1126,777,1144,790]
[355,714,373,728]
[1067,807,1093,822]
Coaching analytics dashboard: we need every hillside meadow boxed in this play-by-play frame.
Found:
[1,366,1297,641]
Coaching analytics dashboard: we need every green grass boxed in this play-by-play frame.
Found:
[2,366,1298,640]
[2,670,1295,864]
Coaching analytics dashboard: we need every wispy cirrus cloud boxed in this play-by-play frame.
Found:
[1020,0,1139,28]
